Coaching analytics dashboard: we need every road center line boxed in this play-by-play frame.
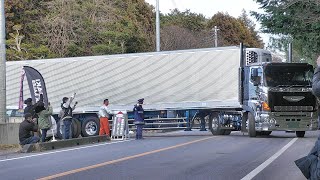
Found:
[241,137,298,180]
[37,136,214,180]
[0,140,132,163]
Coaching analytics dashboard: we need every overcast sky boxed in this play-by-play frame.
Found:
[145,0,270,45]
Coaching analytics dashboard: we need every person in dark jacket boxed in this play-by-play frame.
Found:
[61,93,77,139]
[312,56,320,97]
[313,56,320,129]
[19,113,40,145]
[24,98,38,120]
[296,56,320,178]
[133,98,145,140]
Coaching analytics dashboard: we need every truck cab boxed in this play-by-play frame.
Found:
[243,51,317,137]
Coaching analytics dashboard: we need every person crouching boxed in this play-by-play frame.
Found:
[19,113,40,145]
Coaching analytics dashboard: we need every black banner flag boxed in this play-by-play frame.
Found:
[23,66,48,107]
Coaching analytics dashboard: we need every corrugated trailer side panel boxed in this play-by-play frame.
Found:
[6,47,241,110]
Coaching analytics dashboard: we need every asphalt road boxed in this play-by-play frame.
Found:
[0,130,317,180]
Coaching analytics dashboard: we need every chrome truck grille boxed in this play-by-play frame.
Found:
[274,106,313,112]
[269,91,316,112]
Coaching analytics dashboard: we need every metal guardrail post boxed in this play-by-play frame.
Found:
[184,110,192,131]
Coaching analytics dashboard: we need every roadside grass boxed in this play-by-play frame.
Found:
[0,144,21,151]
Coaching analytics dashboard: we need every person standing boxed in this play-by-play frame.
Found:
[133,98,145,140]
[19,113,40,145]
[98,99,113,136]
[295,56,320,179]
[36,102,53,142]
[313,56,320,97]
[61,93,77,139]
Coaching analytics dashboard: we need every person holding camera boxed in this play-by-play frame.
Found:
[61,93,77,139]
[36,102,53,142]
[19,113,40,145]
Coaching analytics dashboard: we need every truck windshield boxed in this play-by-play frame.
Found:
[264,65,313,87]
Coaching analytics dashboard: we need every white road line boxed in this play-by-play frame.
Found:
[241,138,298,180]
[0,140,133,163]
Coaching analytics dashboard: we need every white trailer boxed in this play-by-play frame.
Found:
[6,45,317,137]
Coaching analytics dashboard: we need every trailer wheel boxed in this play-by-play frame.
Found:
[72,118,81,138]
[208,112,225,135]
[248,112,256,137]
[296,131,305,138]
[81,117,100,137]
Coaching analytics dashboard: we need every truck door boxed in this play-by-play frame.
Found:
[243,66,262,104]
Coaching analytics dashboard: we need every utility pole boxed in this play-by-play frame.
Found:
[213,26,220,47]
[288,42,292,63]
[156,0,160,52]
[0,0,7,144]
[0,0,6,125]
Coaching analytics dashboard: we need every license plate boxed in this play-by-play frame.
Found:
[287,122,300,128]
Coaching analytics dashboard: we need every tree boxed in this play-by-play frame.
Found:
[160,9,213,50]
[6,25,54,60]
[251,0,320,64]
[161,9,206,32]
[238,10,264,48]
[41,0,155,57]
[5,0,56,60]
[207,12,264,48]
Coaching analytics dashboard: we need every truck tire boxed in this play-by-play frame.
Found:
[81,117,100,137]
[261,131,272,136]
[72,118,81,138]
[248,112,256,137]
[296,131,305,138]
[208,112,225,135]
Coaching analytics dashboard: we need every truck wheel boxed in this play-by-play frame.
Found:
[248,112,256,137]
[81,117,100,137]
[261,131,272,136]
[296,131,305,138]
[224,130,231,135]
[72,118,81,138]
[208,112,225,135]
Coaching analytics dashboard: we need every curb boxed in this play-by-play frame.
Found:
[21,135,110,153]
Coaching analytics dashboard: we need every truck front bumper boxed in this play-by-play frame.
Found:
[255,111,318,131]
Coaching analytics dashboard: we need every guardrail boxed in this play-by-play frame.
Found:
[108,117,188,131]
[107,116,210,131]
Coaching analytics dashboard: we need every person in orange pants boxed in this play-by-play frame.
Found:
[98,99,113,136]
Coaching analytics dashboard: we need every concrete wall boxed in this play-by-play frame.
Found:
[0,123,20,144]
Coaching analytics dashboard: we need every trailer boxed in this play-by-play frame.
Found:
[6,45,318,138]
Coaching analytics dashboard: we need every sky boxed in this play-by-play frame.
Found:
[145,0,270,45]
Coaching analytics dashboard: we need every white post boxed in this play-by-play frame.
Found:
[213,26,220,47]
[156,0,160,52]
[51,129,57,142]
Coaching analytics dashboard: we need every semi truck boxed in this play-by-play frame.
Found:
[5,45,318,138]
